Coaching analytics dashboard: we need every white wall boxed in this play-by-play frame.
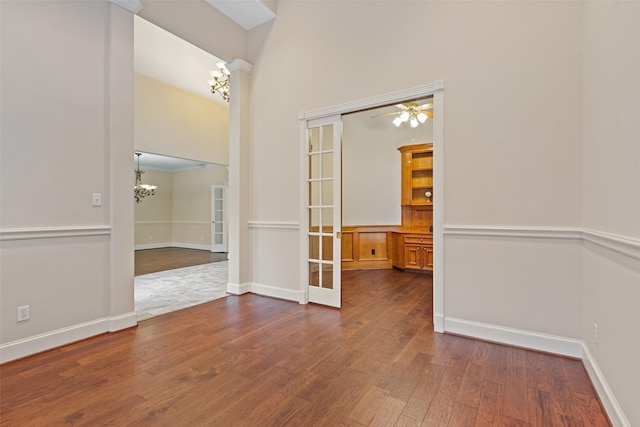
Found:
[342,107,433,226]
[247,1,583,339]
[134,166,229,249]
[134,74,229,165]
[0,0,237,362]
[0,0,136,356]
[172,166,228,247]
[582,2,640,425]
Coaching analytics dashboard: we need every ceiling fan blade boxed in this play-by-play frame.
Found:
[371,111,402,118]
[420,103,434,110]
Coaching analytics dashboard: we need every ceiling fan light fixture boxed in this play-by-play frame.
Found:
[417,112,428,123]
[410,118,419,128]
[393,117,403,127]
[400,111,410,122]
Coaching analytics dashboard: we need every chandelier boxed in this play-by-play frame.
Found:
[391,102,433,128]
[209,62,230,102]
[134,152,157,204]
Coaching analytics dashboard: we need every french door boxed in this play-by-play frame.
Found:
[211,184,228,252]
[306,115,342,308]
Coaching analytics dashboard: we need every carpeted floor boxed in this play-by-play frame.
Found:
[134,261,228,321]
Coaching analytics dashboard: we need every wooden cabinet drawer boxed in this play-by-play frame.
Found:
[403,235,432,245]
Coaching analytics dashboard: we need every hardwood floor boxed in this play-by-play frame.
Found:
[0,269,610,426]
[135,247,228,276]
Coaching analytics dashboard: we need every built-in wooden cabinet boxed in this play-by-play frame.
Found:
[392,143,434,273]
[341,144,434,273]
[401,235,433,272]
[399,144,433,206]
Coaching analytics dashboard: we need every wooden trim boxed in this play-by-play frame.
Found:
[0,226,111,241]
[341,225,397,271]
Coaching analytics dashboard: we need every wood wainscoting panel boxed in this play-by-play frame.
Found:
[358,232,388,260]
[341,226,400,271]
[342,231,354,261]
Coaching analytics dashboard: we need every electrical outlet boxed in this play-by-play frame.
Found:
[593,322,599,346]
[371,249,375,255]
[17,305,29,322]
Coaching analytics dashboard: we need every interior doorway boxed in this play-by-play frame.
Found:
[300,82,445,332]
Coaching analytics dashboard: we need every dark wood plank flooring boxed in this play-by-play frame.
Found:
[135,247,228,276]
[0,269,610,426]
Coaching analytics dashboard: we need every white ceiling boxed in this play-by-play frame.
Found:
[205,0,276,30]
[134,15,228,104]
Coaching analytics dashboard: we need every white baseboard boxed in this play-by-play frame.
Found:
[433,314,444,333]
[444,317,583,358]
[108,312,138,332]
[172,242,211,251]
[582,344,631,427]
[135,243,170,250]
[0,312,137,364]
[249,282,306,303]
[227,282,251,295]
[226,281,305,303]
[134,243,212,251]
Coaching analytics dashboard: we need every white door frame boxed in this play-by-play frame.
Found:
[298,81,445,332]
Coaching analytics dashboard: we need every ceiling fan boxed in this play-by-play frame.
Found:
[373,102,433,128]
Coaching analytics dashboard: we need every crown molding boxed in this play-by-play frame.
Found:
[109,0,142,14]
[227,59,253,74]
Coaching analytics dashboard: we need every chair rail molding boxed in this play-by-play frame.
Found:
[443,225,583,239]
[0,226,111,241]
[444,225,640,260]
[248,221,300,230]
[582,228,640,261]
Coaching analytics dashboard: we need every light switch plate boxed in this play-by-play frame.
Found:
[92,193,102,206]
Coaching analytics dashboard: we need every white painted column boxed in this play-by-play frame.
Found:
[226,59,253,293]
[108,0,140,330]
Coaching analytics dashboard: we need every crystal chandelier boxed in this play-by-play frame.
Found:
[209,62,230,102]
[134,152,157,204]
